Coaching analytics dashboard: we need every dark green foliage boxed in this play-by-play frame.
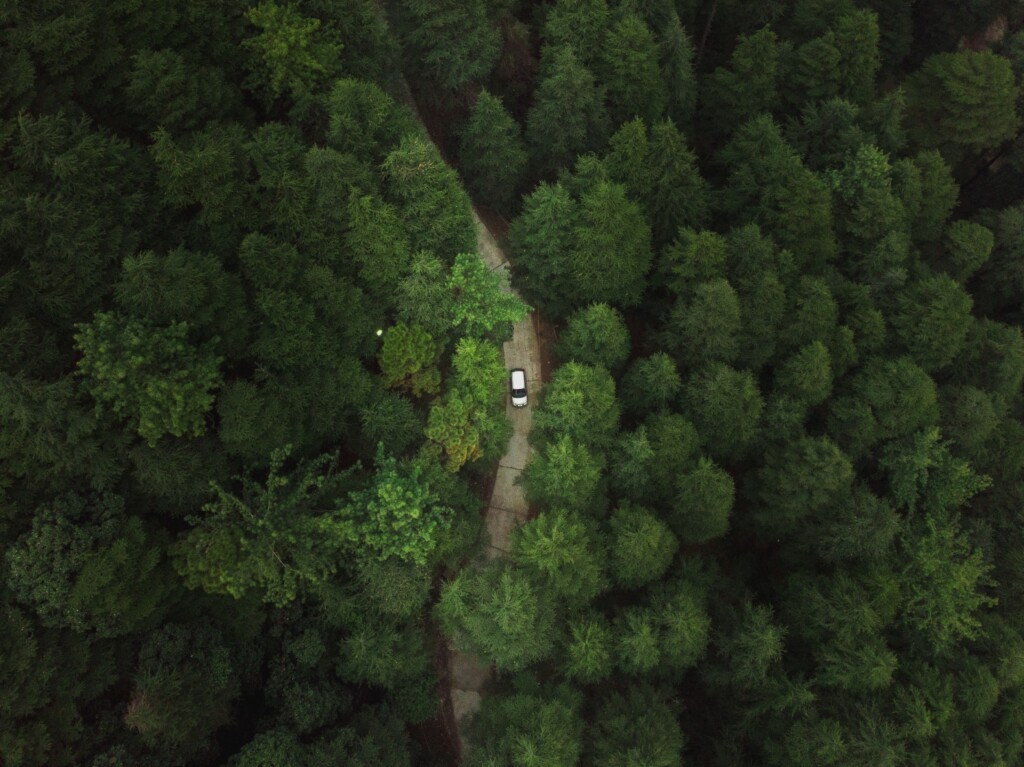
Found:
[174,446,349,606]
[458,91,527,213]
[906,51,1019,161]
[892,272,973,372]
[534,362,620,451]
[599,13,667,127]
[754,436,854,533]
[556,303,631,372]
[436,563,558,671]
[382,135,476,260]
[673,457,735,543]
[513,508,608,605]
[125,623,241,760]
[620,353,682,417]
[6,493,173,638]
[74,312,223,446]
[527,45,609,175]
[7,4,1024,764]
[608,504,678,587]
[569,181,654,308]
[465,685,584,767]
[685,362,764,461]
[703,28,785,135]
[589,686,684,767]
[395,0,500,93]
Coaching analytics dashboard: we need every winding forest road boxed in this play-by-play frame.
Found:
[446,212,543,755]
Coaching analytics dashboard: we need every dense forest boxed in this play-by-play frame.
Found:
[5,0,1024,765]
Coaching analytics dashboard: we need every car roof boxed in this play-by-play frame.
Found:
[511,369,526,386]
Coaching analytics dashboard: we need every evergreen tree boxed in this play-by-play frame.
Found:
[599,13,667,127]
[526,45,609,176]
[458,91,527,213]
[395,0,500,93]
[906,51,1019,162]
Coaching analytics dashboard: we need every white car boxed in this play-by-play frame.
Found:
[510,368,528,407]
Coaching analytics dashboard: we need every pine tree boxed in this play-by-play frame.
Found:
[458,90,527,213]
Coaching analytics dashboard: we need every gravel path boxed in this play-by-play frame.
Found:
[447,212,543,756]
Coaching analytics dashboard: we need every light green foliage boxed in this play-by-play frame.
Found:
[458,90,527,213]
[901,510,997,653]
[616,607,662,674]
[125,624,240,759]
[339,449,452,566]
[436,563,557,671]
[74,312,222,446]
[685,362,764,461]
[426,337,509,471]
[599,13,667,126]
[6,493,171,637]
[564,613,615,682]
[523,434,603,513]
[378,322,442,397]
[907,51,1019,161]
[879,428,991,513]
[893,272,973,371]
[175,446,345,606]
[590,686,684,767]
[449,252,529,338]
[382,135,475,260]
[243,2,342,104]
[620,353,681,417]
[512,508,607,605]
[527,45,609,175]
[534,362,620,451]
[451,337,507,407]
[465,686,584,767]
[397,0,500,92]
[556,303,630,372]
[609,505,678,588]
[673,457,735,543]
[425,392,486,471]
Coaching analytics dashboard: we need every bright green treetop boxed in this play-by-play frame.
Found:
[74,312,222,447]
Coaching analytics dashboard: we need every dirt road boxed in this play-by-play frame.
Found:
[446,211,542,755]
